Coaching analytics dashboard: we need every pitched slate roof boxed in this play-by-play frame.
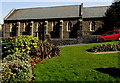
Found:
[5,5,80,20]
[5,5,109,21]
[83,6,109,18]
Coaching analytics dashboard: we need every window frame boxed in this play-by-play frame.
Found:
[67,21,72,32]
[90,21,95,31]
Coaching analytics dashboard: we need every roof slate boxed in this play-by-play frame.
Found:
[83,6,108,18]
[5,5,109,21]
[6,5,80,20]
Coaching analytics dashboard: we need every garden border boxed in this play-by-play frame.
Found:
[92,51,120,54]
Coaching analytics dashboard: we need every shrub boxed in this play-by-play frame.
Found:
[42,40,60,58]
[2,52,33,82]
[33,39,60,59]
[2,35,40,58]
[2,35,60,65]
[31,38,60,64]
[88,43,120,52]
[2,37,16,57]
[2,35,60,82]
[15,35,40,54]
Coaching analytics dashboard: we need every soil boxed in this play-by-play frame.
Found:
[92,51,120,54]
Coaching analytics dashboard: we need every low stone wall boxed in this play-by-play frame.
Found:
[81,35,99,43]
[51,39,79,46]
[51,35,99,46]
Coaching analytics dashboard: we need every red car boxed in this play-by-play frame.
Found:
[97,30,120,42]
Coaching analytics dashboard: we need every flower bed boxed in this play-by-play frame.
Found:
[87,43,120,53]
[2,35,40,58]
[2,35,60,60]
[2,35,60,82]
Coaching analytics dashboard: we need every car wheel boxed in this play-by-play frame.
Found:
[99,38,104,42]
[118,37,120,41]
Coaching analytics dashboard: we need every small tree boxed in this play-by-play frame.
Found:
[105,1,120,30]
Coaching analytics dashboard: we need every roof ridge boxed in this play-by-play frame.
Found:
[83,6,109,8]
[16,4,80,10]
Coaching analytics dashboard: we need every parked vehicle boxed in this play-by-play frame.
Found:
[97,30,120,42]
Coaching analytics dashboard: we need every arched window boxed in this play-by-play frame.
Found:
[10,23,18,37]
[52,22,56,32]
[36,22,39,32]
[38,22,45,40]
[90,21,95,31]
[22,22,33,36]
[22,22,31,35]
[67,21,72,32]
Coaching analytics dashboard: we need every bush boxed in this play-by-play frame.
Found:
[2,35,60,82]
[2,35,60,64]
[2,52,33,82]
[2,37,16,57]
[43,40,60,58]
[31,38,60,63]
[15,35,40,54]
[88,43,120,52]
[2,35,40,58]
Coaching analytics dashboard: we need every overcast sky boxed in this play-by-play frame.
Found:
[0,0,114,24]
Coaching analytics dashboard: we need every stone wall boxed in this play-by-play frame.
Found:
[81,35,99,43]
[4,19,81,39]
[51,35,99,46]
[82,20,104,35]
[51,39,78,46]
[4,23,10,37]
[3,19,101,46]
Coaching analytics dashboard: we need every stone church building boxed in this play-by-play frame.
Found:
[3,4,108,44]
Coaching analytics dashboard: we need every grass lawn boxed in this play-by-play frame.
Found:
[33,41,120,81]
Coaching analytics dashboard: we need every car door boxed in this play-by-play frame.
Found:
[113,31,119,40]
[104,32,115,41]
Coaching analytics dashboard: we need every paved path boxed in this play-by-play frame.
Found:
[57,43,99,47]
